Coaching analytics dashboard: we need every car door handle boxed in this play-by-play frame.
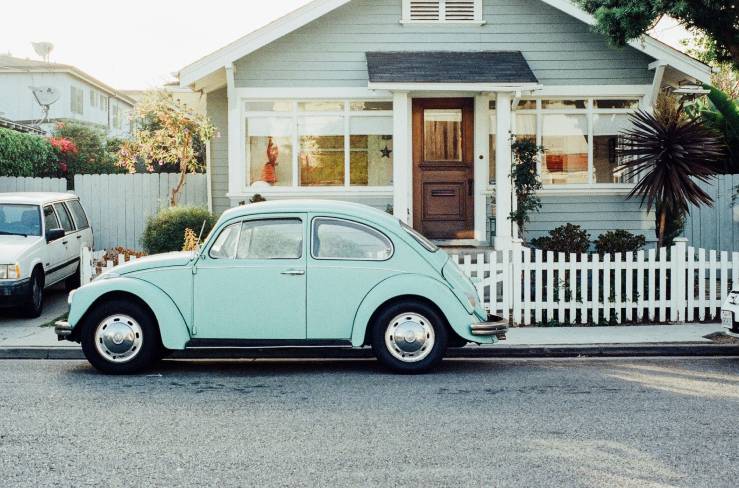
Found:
[76,235,82,239]
[62,240,68,245]
[281,269,305,276]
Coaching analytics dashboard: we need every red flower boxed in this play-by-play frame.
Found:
[49,137,79,155]
[59,162,68,174]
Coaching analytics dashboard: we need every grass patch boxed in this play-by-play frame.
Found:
[40,313,68,328]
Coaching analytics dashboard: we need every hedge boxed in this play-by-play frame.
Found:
[0,127,57,177]
[141,206,218,254]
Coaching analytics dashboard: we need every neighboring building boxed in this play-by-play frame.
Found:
[0,54,135,138]
[178,0,711,247]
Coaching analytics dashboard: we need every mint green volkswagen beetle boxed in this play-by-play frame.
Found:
[55,200,507,374]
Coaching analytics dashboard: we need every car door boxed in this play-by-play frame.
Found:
[41,205,67,285]
[193,215,307,341]
[53,202,79,279]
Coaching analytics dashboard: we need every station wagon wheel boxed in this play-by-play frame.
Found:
[371,300,448,373]
[80,299,160,374]
[21,269,44,318]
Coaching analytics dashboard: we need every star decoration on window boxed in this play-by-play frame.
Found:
[380,145,392,158]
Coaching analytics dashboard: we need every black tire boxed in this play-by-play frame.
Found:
[65,264,81,291]
[21,269,44,318]
[447,334,470,348]
[80,299,161,374]
[370,300,448,373]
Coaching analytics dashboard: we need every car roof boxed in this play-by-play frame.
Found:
[0,192,77,205]
[221,199,400,227]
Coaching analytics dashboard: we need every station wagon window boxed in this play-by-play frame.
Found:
[43,206,59,231]
[237,219,303,259]
[66,200,89,229]
[209,222,240,259]
[53,203,75,233]
[312,218,393,260]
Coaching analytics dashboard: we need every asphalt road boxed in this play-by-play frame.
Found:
[0,358,737,488]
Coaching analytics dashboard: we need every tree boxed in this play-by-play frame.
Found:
[54,121,123,183]
[118,91,215,206]
[579,1,739,70]
[617,95,725,246]
[685,33,738,99]
[686,85,739,173]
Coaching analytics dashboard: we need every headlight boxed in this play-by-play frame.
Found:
[0,264,20,280]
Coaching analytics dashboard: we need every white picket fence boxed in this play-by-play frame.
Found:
[451,238,737,325]
[81,237,738,326]
[0,176,67,193]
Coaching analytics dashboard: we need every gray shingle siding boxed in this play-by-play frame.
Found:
[234,0,654,87]
[206,87,230,215]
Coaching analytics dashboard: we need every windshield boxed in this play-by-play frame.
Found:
[400,221,438,252]
[0,204,42,237]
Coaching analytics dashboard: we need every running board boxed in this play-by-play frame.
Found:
[185,338,353,349]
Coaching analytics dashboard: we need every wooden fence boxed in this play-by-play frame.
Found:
[74,173,208,250]
[684,174,739,253]
[452,238,736,325]
[0,176,66,193]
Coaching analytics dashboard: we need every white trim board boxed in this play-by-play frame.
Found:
[179,0,711,88]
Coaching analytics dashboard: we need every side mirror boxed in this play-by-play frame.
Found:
[46,228,65,242]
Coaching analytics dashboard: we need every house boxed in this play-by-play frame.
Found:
[0,54,135,138]
[178,0,711,248]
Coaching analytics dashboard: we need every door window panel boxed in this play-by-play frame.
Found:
[237,219,303,259]
[43,206,59,231]
[312,218,393,260]
[66,200,89,229]
[209,222,240,259]
[423,109,462,161]
[53,203,75,232]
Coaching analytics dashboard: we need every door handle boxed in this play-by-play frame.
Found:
[62,240,68,245]
[281,269,305,276]
[76,235,82,239]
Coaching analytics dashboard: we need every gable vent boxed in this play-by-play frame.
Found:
[404,0,482,23]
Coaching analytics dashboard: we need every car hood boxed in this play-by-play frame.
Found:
[0,235,43,262]
[106,251,195,276]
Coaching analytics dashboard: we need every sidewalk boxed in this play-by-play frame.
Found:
[1,305,736,359]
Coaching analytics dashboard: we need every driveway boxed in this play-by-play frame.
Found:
[0,284,69,347]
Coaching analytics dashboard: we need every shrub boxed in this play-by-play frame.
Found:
[53,122,124,181]
[530,224,591,254]
[594,230,646,255]
[0,128,58,177]
[141,206,217,254]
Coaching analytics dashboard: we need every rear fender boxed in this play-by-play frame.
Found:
[68,277,191,350]
[350,273,491,346]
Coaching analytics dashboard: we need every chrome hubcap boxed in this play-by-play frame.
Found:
[94,314,143,363]
[385,312,435,363]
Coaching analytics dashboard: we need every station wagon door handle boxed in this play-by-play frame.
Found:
[281,269,305,276]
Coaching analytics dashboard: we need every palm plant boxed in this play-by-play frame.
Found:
[617,107,725,247]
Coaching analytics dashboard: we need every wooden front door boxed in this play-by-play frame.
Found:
[412,98,474,240]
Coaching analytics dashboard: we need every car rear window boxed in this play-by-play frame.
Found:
[66,199,89,229]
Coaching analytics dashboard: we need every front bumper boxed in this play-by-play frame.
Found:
[470,314,509,340]
[55,320,74,341]
[0,278,31,308]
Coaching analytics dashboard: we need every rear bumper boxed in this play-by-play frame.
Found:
[470,314,509,340]
[55,320,74,341]
[0,278,31,308]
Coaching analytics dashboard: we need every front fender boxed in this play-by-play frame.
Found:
[68,277,191,350]
[350,273,493,346]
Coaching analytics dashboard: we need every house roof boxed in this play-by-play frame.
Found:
[0,55,136,105]
[178,0,712,89]
[0,116,45,135]
[366,51,538,84]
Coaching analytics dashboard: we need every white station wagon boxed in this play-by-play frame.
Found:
[0,193,93,317]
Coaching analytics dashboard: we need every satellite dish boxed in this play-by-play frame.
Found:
[31,42,54,63]
[29,86,60,125]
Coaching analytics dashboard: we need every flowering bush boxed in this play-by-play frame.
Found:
[49,137,78,176]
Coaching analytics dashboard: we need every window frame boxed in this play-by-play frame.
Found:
[401,0,484,24]
[310,216,395,262]
[243,100,394,191]
[490,96,641,189]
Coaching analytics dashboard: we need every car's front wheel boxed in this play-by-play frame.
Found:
[21,269,44,318]
[80,299,160,374]
[371,300,448,373]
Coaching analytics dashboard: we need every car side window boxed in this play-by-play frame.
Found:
[237,219,303,260]
[53,203,75,233]
[312,218,393,260]
[66,200,89,229]
[43,205,59,232]
[209,222,240,259]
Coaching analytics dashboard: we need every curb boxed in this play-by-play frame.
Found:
[1,344,738,360]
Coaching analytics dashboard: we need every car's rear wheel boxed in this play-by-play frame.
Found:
[371,300,448,373]
[80,299,160,374]
[21,269,44,318]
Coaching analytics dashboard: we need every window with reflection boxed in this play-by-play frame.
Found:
[541,114,589,184]
[350,116,393,186]
[299,116,345,186]
[246,118,293,187]
[593,113,633,183]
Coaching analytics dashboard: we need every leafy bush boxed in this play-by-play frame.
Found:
[53,122,124,181]
[141,207,217,254]
[594,230,646,255]
[531,224,591,254]
[0,128,58,177]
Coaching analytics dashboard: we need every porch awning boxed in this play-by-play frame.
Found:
[365,51,538,85]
